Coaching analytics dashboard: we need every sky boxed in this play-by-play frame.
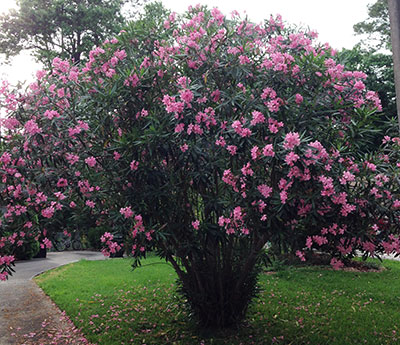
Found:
[0,0,373,86]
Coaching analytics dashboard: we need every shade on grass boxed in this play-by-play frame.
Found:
[35,256,400,345]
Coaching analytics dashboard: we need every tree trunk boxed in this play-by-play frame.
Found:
[388,0,400,132]
[175,237,263,328]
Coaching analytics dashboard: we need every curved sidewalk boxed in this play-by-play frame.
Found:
[0,251,105,345]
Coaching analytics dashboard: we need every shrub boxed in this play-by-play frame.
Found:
[1,3,400,329]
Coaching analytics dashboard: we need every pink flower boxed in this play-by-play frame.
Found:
[69,70,79,82]
[241,162,254,176]
[267,118,283,134]
[280,191,288,204]
[124,73,139,87]
[330,258,344,270]
[54,192,66,200]
[24,120,41,135]
[339,170,355,185]
[313,235,328,246]
[86,200,95,208]
[222,169,238,191]
[296,250,306,262]
[175,123,185,133]
[130,160,139,170]
[120,206,134,218]
[362,241,375,253]
[267,99,281,112]
[41,206,55,219]
[78,121,89,131]
[239,55,250,64]
[56,178,68,187]
[179,89,194,104]
[262,144,275,157]
[192,220,200,230]
[295,93,303,104]
[285,152,299,165]
[43,110,59,119]
[101,232,113,242]
[0,152,11,165]
[216,136,226,147]
[113,151,121,160]
[365,161,376,171]
[353,80,365,90]
[66,153,79,165]
[283,132,300,150]
[36,70,46,80]
[211,89,220,102]
[232,121,252,137]
[241,228,250,235]
[340,203,356,216]
[42,238,52,249]
[250,111,265,126]
[57,88,65,98]
[85,156,97,167]
[233,206,244,221]
[251,146,260,160]
[257,184,272,198]
[226,145,237,155]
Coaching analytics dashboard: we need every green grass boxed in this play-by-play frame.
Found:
[35,256,400,345]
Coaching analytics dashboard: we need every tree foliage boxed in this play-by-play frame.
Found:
[353,0,390,50]
[0,0,145,66]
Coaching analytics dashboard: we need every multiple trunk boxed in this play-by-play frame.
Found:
[166,235,268,328]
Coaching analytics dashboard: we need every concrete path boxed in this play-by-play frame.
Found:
[0,251,105,345]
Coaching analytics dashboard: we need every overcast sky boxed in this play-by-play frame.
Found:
[0,0,374,86]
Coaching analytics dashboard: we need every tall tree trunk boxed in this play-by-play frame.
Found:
[388,0,400,132]
[175,235,264,328]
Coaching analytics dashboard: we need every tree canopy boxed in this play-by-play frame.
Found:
[353,0,390,50]
[0,0,145,66]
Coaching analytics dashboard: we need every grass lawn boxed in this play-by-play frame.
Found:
[35,256,400,345]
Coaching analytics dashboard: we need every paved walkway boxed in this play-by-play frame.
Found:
[0,251,105,345]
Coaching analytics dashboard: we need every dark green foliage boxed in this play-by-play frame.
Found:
[13,237,40,260]
[87,227,107,249]
[0,0,147,66]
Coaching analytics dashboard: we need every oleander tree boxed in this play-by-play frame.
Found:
[2,3,400,328]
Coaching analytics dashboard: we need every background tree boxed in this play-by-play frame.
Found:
[353,0,390,50]
[338,0,397,142]
[0,0,146,67]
